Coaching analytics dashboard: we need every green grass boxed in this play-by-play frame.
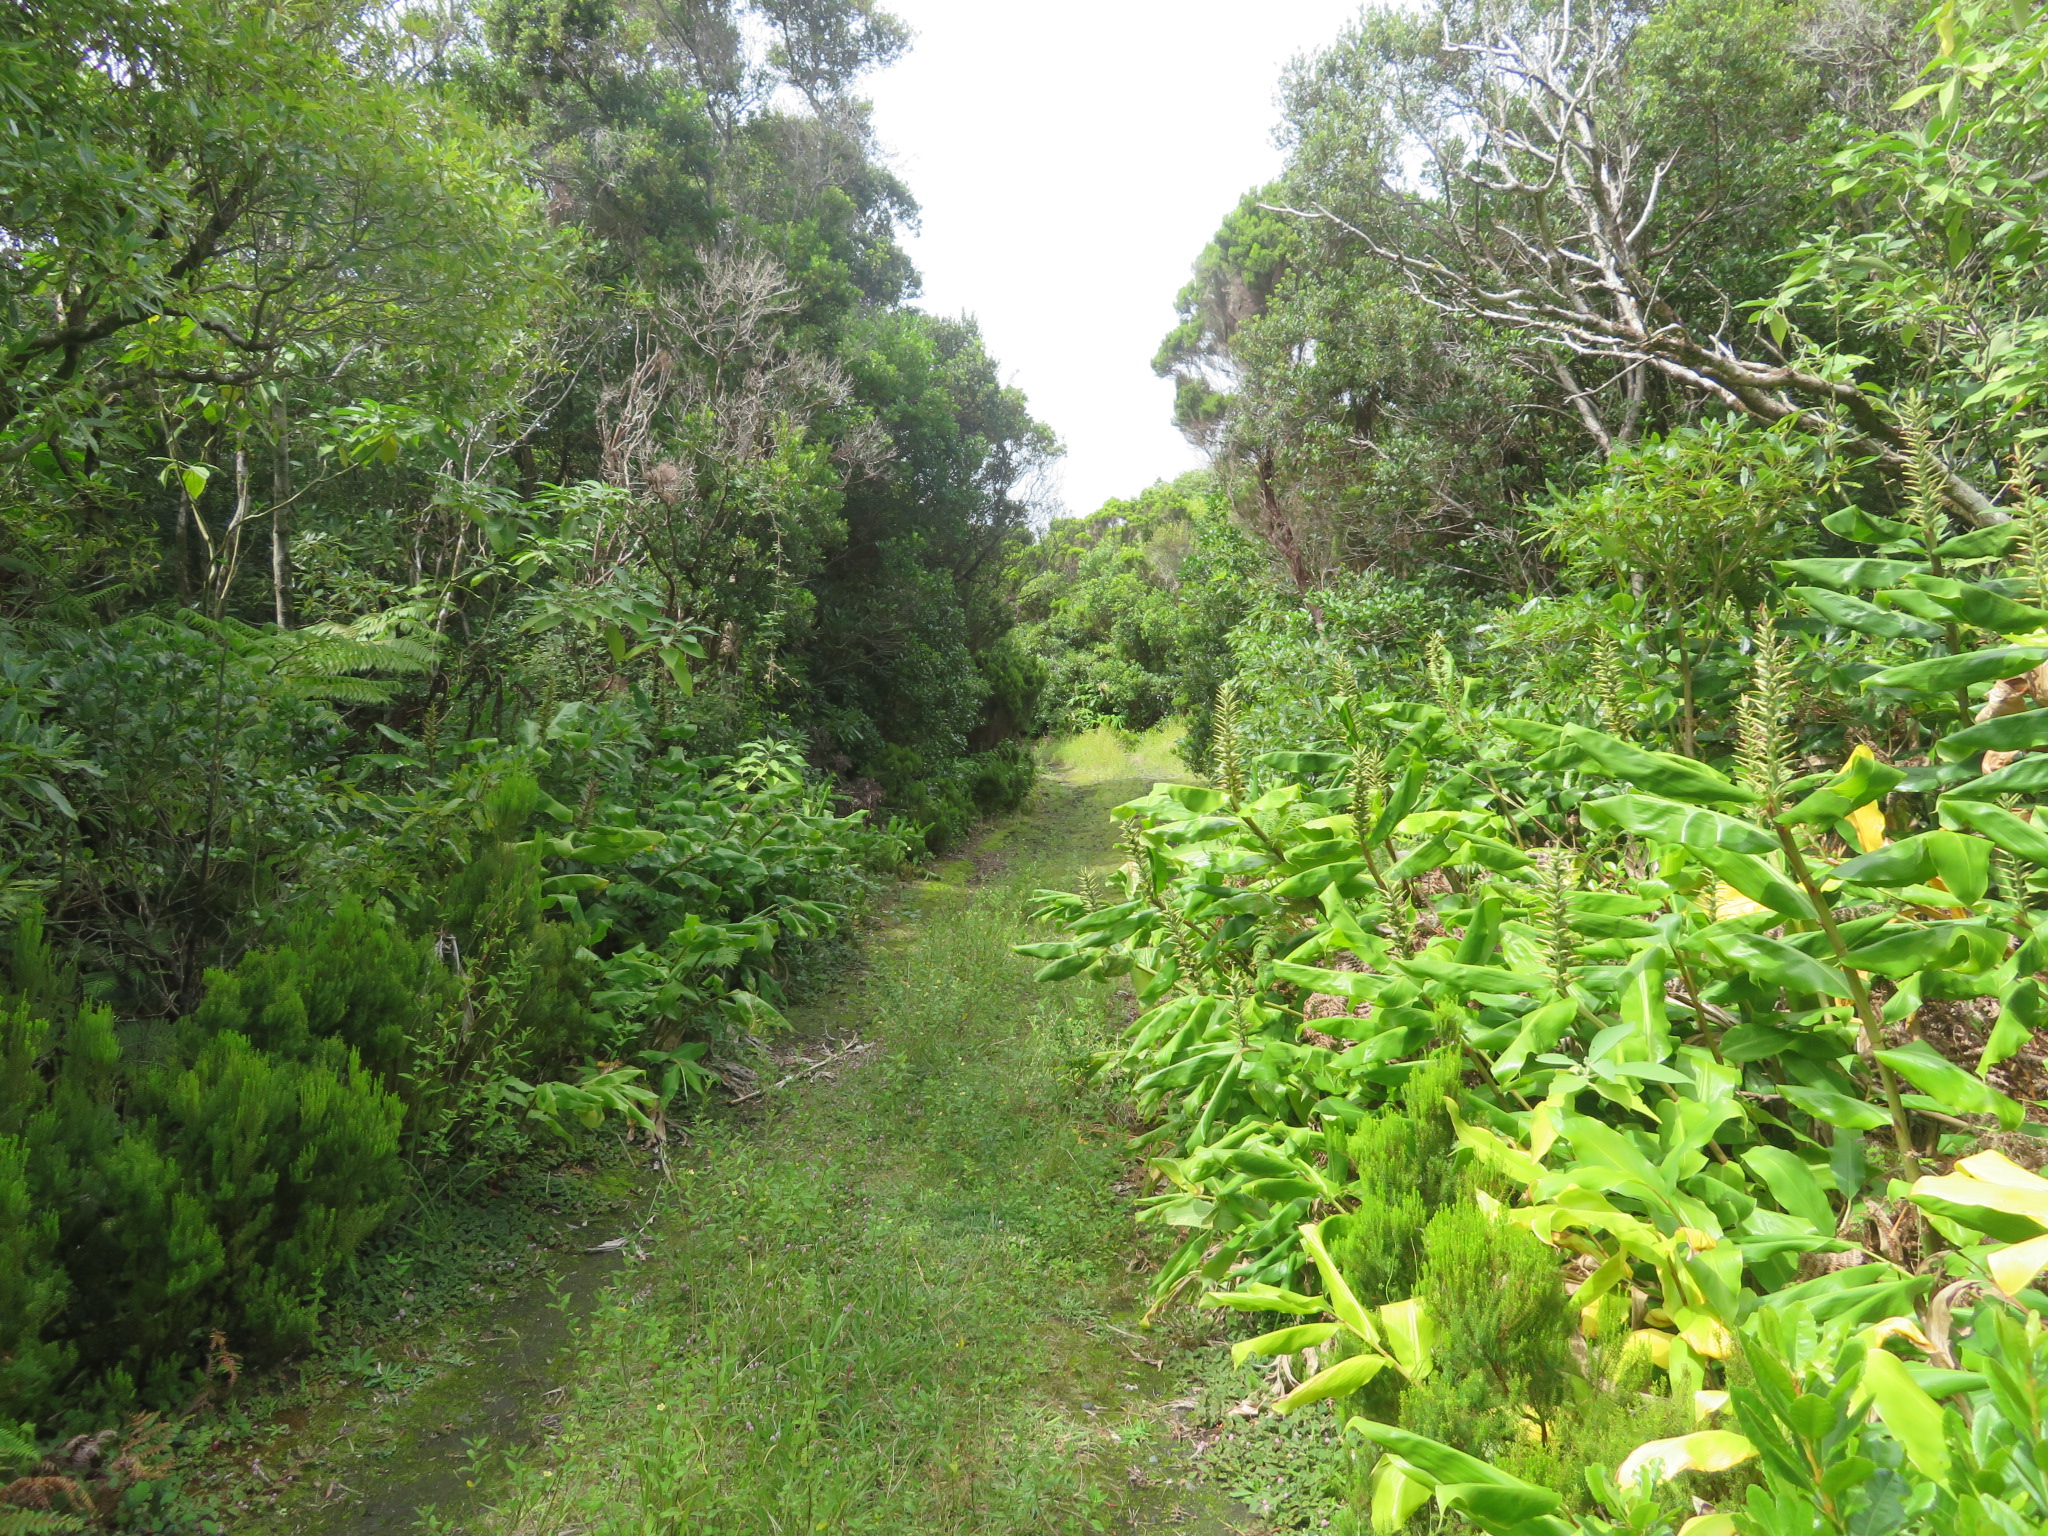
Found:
[1038,722,1188,787]
[473,776,1235,1536]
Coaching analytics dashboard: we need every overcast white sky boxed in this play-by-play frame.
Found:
[863,1,1363,522]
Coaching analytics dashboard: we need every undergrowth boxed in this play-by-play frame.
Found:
[474,772,1223,1535]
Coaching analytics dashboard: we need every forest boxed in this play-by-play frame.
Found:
[8,0,2048,1532]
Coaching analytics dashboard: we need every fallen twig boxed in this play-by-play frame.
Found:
[727,1037,877,1104]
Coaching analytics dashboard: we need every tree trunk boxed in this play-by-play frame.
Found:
[270,393,292,629]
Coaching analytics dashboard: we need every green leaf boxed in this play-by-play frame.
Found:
[1831,830,1989,904]
[1843,924,1983,979]
[1944,752,2048,799]
[1857,1345,1950,1485]
[1741,1146,1837,1234]
[1579,794,1777,854]
[1231,1322,1341,1366]
[1778,557,1928,590]
[1377,1297,1435,1381]
[1300,1220,1381,1345]
[1776,1083,1891,1132]
[1936,709,2048,761]
[1903,574,2048,634]
[1397,953,1541,997]
[1789,585,1944,641]
[1822,506,1917,547]
[1875,1040,2022,1129]
[1707,931,1847,997]
[1270,960,1379,1001]
[180,463,211,501]
[1033,953,1097,982]
[1199,1284,1326,1315]
[1688,846,1815,921]
[1984,976,2044,1072]
[1370,752,1428,847]
[1865,646,2048,694]
[1936,523,2022,561]
[1345,1418,1546,1491]
[1779,752,1907,828]
[1272,1351,1387,1413]
[1559,726,1757,806]
[1434,1483,1565,1526]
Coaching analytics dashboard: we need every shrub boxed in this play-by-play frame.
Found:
[0,918,404,1426]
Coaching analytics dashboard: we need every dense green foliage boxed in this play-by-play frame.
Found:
[0,0,1058,1460]
[1011,2,2048,1532]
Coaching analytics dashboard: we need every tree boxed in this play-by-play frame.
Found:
[1268,0,2013,519]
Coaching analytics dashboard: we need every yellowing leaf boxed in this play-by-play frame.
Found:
[1848,800,1888,854]
[1692,1389,1730,1421]
[1859,1315,1936,1352]
[1956,1150,2048,1192]
[1370,1455,1433,1535]
[1679,1518,1739,1536]
[1709,884,1766,920]
[1988,1232,2048,1298]
[1629,1328,1675,1369]
[1617,1430,1758,1487]
[1673,1308,1735,1360]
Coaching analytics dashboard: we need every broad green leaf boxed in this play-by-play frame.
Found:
[1865,645,2048,694]
[1984,976,2044,1072]
[1371,1456,1433,1535]
[1822,506,1917,547]
[1560,725,1757,806]
[1778,557,1927,590]
[1398,953,1540,997]
[1434,1483,1564,1524]
[1875,1040,2022,1129]
[1857,1346,1949,1484]
[1741,1146,1836,1235]
[1272,1351,1387,1413]
[1270,960,1379,1001]
[1345,1418,1546,1491]
[1778,747,1906,828]
[1231,1322,1341,1366]
[1689,849,1814,922]
[1842,923,1982,978]
[1300,1221,1380,1344]
[1377,1298,1435,1381]
[1032,953,1097,982]
[1385,831,1455,880]
[1579,794,1777,854]
[1903,573,2048,634]
[1937,798,2048,866]
[1831,830,1989,905]
[1944,751,2048,799]
[1370,752,1427,847]
[1707,931,1847,998]
[1937,708,2048,760]
[1789,585,1943,641]
[1272,860,1368,898]
[1496,995,1578,1077]
[1776,1083,1890,1132]
[1198,1283,1327,1315]
[1937,522,2021,560]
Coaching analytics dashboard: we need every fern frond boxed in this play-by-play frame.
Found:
[279,676,402,706]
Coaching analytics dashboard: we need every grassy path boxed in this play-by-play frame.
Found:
[465,741,1239,1535]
